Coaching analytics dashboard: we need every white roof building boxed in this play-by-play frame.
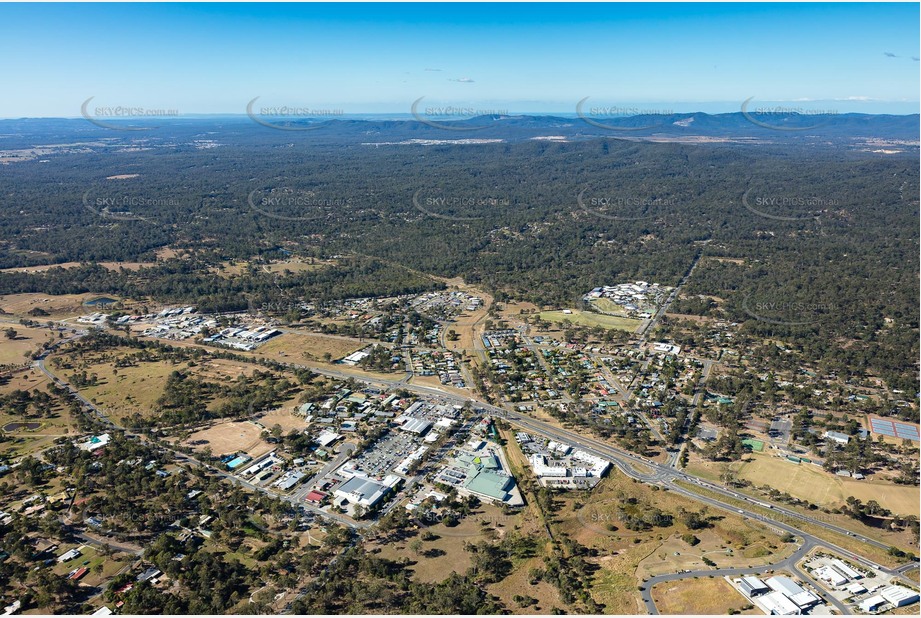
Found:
[830,559,862,580]
[823,430,850,444]
[845,582,867,596]
[241,453,278,477]
[816,565,847,586]
[739,576,769,596]
[570,449,610,477]
[76,433,111,451]
[880,585,920,608]
[858,595,886,613]
[766,576,805,597]
[316,430,342,447]
[758,591,800,615]
[529,453,567,478]
[334,476,391,508]
[790,591,819,609]
[400,418,432,435]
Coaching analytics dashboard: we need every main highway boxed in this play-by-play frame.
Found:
[29,319,917,613]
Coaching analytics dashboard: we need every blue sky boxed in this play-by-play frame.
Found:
[0,2,918,117]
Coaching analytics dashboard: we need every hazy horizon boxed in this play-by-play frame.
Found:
[0,2,918,118]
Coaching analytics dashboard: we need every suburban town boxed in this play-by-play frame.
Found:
[1,272,918,615]
[0,3,918,615]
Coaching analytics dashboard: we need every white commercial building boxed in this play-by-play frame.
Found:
[758,591,800,615]
[529,453,567,478]
[399,418,432,435]
[765,576,818,610]
[766,576,805,597]
[845,582,867,596]
[830,559,862,580]
[241,453,278,477]
[334,476,391,508]
[858,595,886,613]
[341,350,370,366]
[823,431,851,445]
[880,585,920,608]
[316,430,342,447]
[76,433,111,451]
[816,565,847,586]
[570,449,610,477]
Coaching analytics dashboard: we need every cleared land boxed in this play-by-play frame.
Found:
[370,503,526,583]
[733,453,919,515]
[548,467,787,614]
[258,403,309,435]
[486,554,570,614]
[254,331,365,363]
[0,292,132,319]
[587,297,632,316]
[651,576,759,615]
[182,420,271,458]
[0,262,155,274]
[0,368,79,457]
[674,479,909,566]
[0,325,56,364]
[56,355,185,424]
[439,279,493,368]
[540,309,641,332]
[212,258,335,278]
[636,528,794,578]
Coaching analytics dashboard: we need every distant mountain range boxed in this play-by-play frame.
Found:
[0,111,917,152]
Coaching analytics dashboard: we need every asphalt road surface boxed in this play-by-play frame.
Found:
[32,322,917,613]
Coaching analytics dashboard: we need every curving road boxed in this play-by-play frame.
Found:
[640,536,850,615]
[33,320,917,609]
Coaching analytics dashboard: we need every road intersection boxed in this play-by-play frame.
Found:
[27,319,917,615]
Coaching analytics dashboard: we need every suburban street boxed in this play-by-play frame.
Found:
[26,319,917,616]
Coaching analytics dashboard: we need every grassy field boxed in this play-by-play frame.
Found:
[439,279,493,368]
[587,297,632,316]
[0,368,80,458]
[540,309,641,332]
[181,420,271,459]
[733,453,920,515]
[673,480,907,567]
[545,465,788,613]
[258,402,309,434]
[212,258,335,278]
[636,528,795,578]
[651,577,760,615]
[56,353,186,424]
[0,292,130,319]
[0,325,56,364]
[254,331,365,362]
[370,503,521,584]
[53,349,279,427]
[486,555,569,614]
[50,544,131,588]
[0,262,155,274]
